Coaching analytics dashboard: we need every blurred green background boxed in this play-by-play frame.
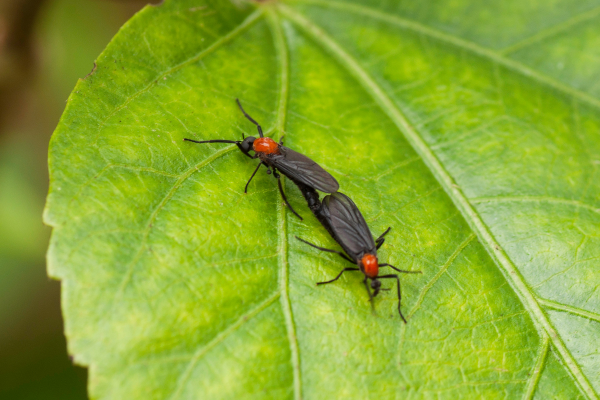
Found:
[0,1,151,398]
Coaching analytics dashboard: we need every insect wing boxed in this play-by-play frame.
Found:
[271,146,339,193]
[322,192,376,259]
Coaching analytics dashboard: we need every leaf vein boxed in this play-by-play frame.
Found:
[408,233,476,318]
[500,5,600,55]
[523,335,550,400]
[166,291,281,400]
[115,145,237,296]
[470,196,600,214]
[93,9,264,142]
[538,298,600,323]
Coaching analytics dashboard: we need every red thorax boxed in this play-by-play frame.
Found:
[253,137,279,154]
[361,254,379,279]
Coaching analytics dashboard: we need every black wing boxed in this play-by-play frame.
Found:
[321,192,376,260]
[270,146,339,193]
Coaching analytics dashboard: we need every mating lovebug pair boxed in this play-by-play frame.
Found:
[185,100,420,321]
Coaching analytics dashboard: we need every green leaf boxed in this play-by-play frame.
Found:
[45,0,600,398]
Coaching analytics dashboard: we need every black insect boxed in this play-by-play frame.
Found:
[296,192,421,322]
[184,99,339,220]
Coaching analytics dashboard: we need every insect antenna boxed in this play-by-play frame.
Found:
[236,98,264,137]
[183,138,238,144]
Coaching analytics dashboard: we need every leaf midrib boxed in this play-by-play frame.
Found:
[266,9,303,400]
[276,4,598,398]
[164,10,303,399]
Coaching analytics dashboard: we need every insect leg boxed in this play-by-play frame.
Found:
[378,274,407,323]
[316,267,359,285]
[295,236,354,263]
[278,133,285,145]
[236,99,263,138]
[273,170,303,220]
[363,277,376,314]
[376,227,391,241]
[375,227,391,250]
[244,162,263,193]
[379,263,422,274]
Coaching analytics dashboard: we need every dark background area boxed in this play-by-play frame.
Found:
[0,1,151,398]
